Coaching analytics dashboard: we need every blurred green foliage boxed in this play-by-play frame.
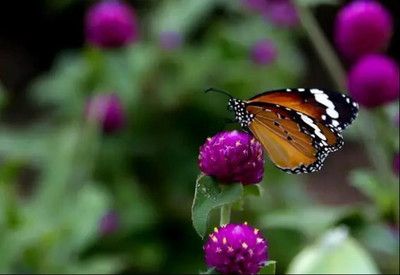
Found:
[0,0,398,274]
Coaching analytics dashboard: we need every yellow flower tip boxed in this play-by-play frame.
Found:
[214,227,219,233]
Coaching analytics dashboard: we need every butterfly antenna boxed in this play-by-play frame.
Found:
[204,88,233,99]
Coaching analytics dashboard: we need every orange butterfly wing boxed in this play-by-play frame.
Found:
[247,88,358,132]
[246,104,342,173]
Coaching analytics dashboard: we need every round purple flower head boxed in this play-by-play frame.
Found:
[159,31,183,51]
[334,0,393,60]
[85,0,139,48]
[198,130,264,185]
[204,223,268,275]
[86,93,125,133]
[393,153,399,177]
[250,39,278,66]
[99,211,119,235]
[348,54,399,108]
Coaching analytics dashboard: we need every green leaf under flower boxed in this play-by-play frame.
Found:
[260,260,277,274]
[191,174,243,238]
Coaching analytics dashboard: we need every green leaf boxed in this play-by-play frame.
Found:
[243,184,263,197]
[259,206,352,238]
[191,174,243,238]
[287,227,379,274]
[260,260,277,274]
[350,169,394,213]
[152,0,218,35]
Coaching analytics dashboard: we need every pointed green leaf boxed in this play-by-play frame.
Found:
[243,184,263,197]
[260,260,277,274]
[192,174,243,238]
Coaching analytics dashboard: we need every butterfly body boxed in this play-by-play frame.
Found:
[222,88,359,174]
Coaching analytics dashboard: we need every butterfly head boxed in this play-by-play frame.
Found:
[228,98,254,128]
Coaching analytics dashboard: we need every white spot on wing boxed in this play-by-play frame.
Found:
[326,108,339,119]
[300,114,327,141]
[314,92,339,119]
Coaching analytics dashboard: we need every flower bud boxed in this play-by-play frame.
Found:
[99,211,119,235]
[250,39,278,66]
[86,93,125,133]
[85,0,139,48]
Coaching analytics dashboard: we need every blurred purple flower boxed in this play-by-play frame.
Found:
[99,211,119,235]
[159,31,183,51]
[250,39,278,65]
[204,223,268,274]
[86,93,125,133]
[242,0,299,27]
[262,0,299,27]
[347,54,399,108]
[334,0,393,61]
[85,0,139,48]
[198,130,264,185]
[393,153,399,176]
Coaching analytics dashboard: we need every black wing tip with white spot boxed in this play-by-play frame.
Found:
[281,88,359,132]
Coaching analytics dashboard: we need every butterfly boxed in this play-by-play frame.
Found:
[206,88,359,174]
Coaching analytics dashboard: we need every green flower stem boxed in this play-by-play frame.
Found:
[295,3,346,91]
[296,3,399,224]
[220,203,232,226]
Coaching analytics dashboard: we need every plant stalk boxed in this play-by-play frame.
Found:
[295,3,346,91]
[296,3,398,225]
[220,204,231,226]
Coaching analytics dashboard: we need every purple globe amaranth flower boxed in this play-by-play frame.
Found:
[99,211,120,235]
[393,153,399,176]
[204,223,268,275]
[334,0,393,61]
[85,0,139,48]
[159,31,183,51]
[86,93,125,133]
[347,54,399,108]
[198,130,264,185]
[250,39,278,66]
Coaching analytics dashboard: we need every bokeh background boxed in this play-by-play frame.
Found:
[0,0,398,274]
